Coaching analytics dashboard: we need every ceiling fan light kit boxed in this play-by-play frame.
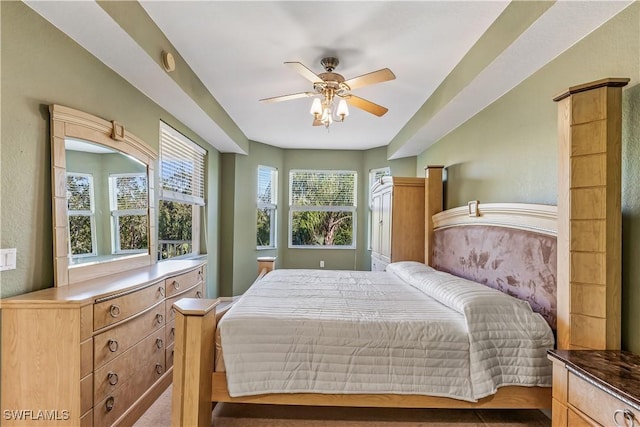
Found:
[260,57,395,129]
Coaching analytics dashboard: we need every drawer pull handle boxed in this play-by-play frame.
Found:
[173,280,180,290]
[156,313,164,324]
[614,409,635,427]
[109,304,121,318]
[107,371,119,386]
[196,291,203,298]
[156,338,164,349]
[170,327,175,337]
[198,270,203,280]
[105,396,115,412]
[108,339,119,352]
[156,363,164,375]
[159,286,165,297]
[171,307,176,315]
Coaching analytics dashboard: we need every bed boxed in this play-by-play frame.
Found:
[171,178,559,427]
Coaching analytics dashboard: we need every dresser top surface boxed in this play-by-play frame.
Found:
[549,349,640,409]
[2,259,206,306]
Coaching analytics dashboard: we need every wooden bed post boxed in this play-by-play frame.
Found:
[424,165,444,266]
[554,78,628,350]
[257,256,276,276]
[171,298,219,427]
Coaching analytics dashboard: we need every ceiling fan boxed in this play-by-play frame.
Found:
[259,57,396,128]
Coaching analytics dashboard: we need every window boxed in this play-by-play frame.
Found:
[109,173,148,253]
[158,122,206,260]
[67,173,97,258]
[289,170,357,248]
[368,167,390,249]
[257,165,277,249]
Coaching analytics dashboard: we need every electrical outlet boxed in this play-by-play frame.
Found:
[0,248,17,271]
[320,260,325,268]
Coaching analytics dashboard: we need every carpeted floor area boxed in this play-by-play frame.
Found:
[134,386,551,427]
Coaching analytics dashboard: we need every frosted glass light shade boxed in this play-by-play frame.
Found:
[337,99,349,117]
[310,98,322,115]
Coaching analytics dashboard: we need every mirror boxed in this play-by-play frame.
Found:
[65,138,148,266]
[50,104,158,286]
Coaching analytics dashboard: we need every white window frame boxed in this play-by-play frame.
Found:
[257,165,278,250]
[158,121,206,260]
[368,167,391,250]
[288,169,357,249]
[108,173,148,254]
[67,172,97,258]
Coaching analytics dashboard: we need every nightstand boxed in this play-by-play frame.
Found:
[548,349,640,426]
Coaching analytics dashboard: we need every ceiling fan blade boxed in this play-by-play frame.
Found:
[259,92,315,103]
[343,95,389,117]
[285,62,323,83]
[343,68,396,90]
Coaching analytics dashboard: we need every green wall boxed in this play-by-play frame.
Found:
[221,143,415,296]
[416,4,640,352]
[0,2,221,298]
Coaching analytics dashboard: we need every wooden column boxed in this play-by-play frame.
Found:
[554,78,628,350]
[424,165,444,266]
[171,298,218,427]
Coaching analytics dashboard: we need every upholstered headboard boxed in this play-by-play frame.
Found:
[431,203,557,330]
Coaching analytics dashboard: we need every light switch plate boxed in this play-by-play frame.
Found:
[0,248,17,271]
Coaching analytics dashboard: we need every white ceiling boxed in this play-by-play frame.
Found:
[26,1,633,158]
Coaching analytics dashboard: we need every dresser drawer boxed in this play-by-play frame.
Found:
[568,372,640,427]
[165,267,204,298]
[165,283,204,323]
[94,301,165,369]
[166,319,176,347]
[93,327,166,404]
[93,355,165,427]
[94,282,165,330]
[166,343,175,370]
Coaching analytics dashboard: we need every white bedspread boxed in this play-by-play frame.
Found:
[219,262,554,401]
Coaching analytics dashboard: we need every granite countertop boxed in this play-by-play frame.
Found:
[548,349,640,411]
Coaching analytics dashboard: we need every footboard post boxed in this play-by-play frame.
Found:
[172,298,219,427]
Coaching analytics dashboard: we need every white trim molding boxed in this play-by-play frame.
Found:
[432,202,557,236]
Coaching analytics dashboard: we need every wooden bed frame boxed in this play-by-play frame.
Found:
[170,176,558,426]
[170,75,627,427]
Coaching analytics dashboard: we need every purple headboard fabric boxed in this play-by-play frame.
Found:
[432,225,557,330]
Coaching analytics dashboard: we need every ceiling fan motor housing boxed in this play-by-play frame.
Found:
[320,57,339,72]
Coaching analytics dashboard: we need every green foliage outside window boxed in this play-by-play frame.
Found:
[257,208,272,247]
[118,215,148,250]
[289,170,356,247]
[158,200,193,260]
[291,211,352,246]
[69,215,93,255]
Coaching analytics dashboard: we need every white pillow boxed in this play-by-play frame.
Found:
[385,261,435,284]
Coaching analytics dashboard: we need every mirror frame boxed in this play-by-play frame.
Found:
[50,104,158,287]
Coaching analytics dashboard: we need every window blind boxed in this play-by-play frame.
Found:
[111,174,148,210]
[290,170,356,207]
[159,122,206,206]
[257,166,277,205]
[67,173,93,211]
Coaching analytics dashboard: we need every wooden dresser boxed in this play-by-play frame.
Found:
[1,259,206,427]
[370,176,425,271]
[548,349,640,427]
